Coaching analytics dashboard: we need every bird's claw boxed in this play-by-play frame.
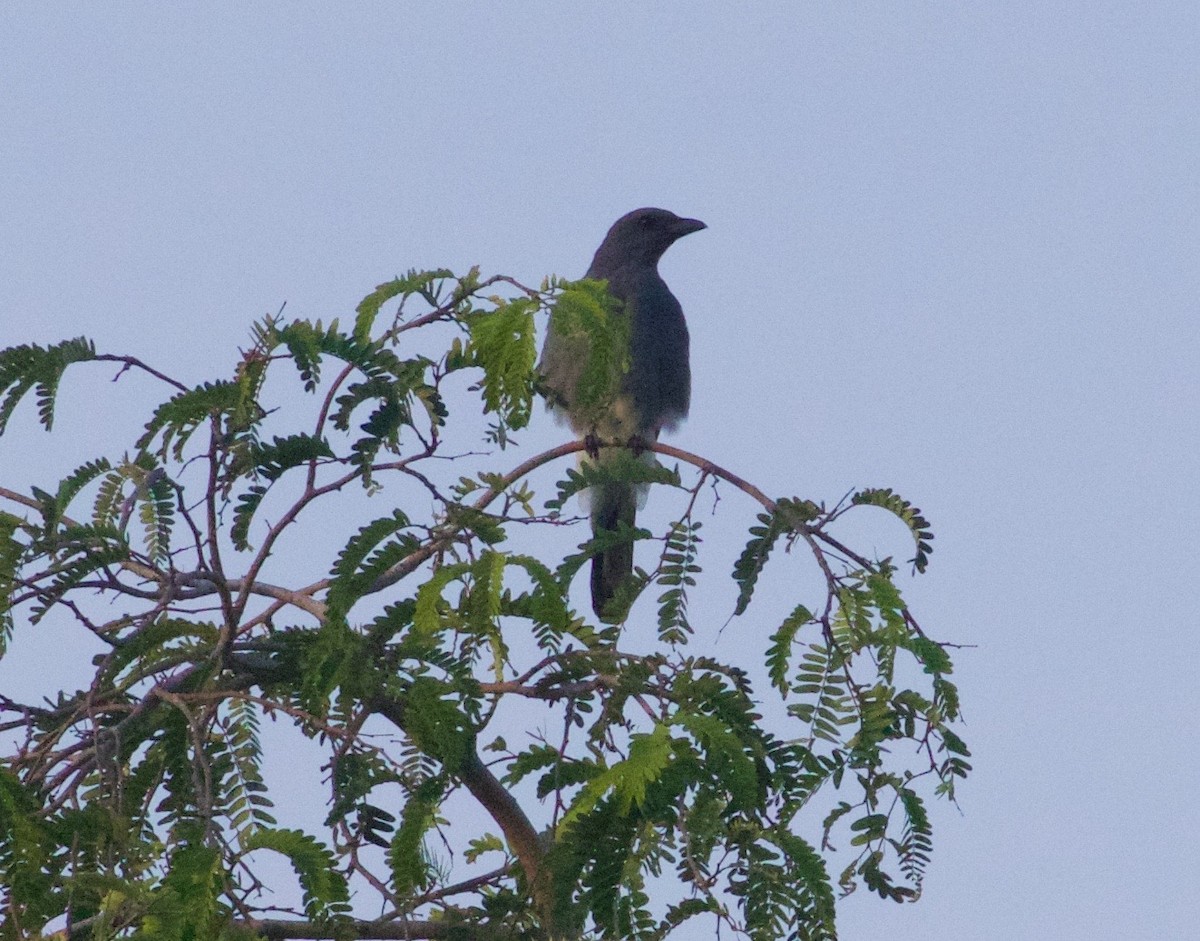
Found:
[583,432,601,460]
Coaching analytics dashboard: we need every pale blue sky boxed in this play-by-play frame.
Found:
[2,5,1197,939]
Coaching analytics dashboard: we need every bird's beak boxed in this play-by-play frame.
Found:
[672,217,707,238]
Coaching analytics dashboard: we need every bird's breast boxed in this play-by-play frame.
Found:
[624,278,691,434]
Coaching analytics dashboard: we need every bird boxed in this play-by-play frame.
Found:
[539,207,705,620]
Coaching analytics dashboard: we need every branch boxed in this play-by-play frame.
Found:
[57,913,513,941]
[354,437,782,600]
[0,486,327,620]
[235,917,516,940]
[93,352,190,392]
[651,441,777,511]
[368,694,554,930]
[0,433,805,632]
[476,676,614,700]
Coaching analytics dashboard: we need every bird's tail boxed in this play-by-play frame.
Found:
[587,444,657,621]
[590,473,638,621]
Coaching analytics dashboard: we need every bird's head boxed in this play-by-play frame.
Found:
[589,207,707,273]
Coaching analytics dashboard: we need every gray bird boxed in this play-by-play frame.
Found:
[539,207,705,620]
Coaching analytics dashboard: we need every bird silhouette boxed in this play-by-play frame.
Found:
[539,208,705,619]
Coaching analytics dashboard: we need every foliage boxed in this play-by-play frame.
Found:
[0,269,968,940]
[539,278,630,431]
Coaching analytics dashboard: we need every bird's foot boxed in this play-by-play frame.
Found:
[627,434,650,457]
[583,432,601,460]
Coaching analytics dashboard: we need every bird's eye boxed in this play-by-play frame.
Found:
[639,216,653,228]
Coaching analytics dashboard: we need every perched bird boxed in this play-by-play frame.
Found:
[539,207,705,620]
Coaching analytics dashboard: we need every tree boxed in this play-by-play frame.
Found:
[0,268,968,940]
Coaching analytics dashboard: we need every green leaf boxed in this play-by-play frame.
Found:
[657,520,702,644]
[462,296,538,435]
[674,712,759,812]
[905,635,954,675]
[766,604,813,694]
[146,840,225,941]
[731,508,787,616]
[413,561,471,636]
[540,278,629,429]
[0,336,96,434]
[0,770,59,928]
[402,677,473,773]
[852,487,935,573]
[355,268,455,341]
[563,723,673,825]
[464,833,505,864]
[243,829,350,924]
[389,785,440,896]
[137,465,175,565]
[0,512,25,652]
[138,380,248,460]
[55,458,113,519]
[28,523,130,624]
[325,509,417,620]
[98,617,219,686]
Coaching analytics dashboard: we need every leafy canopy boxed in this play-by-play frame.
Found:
[0,268,967,941]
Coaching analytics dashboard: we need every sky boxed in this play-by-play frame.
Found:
[2,4,1198,939]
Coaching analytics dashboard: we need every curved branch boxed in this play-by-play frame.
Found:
[2,434,804,628]
[236,916,515,940]
[368,694,553,930]
[354,437,782,600]
[650,440,778,511]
